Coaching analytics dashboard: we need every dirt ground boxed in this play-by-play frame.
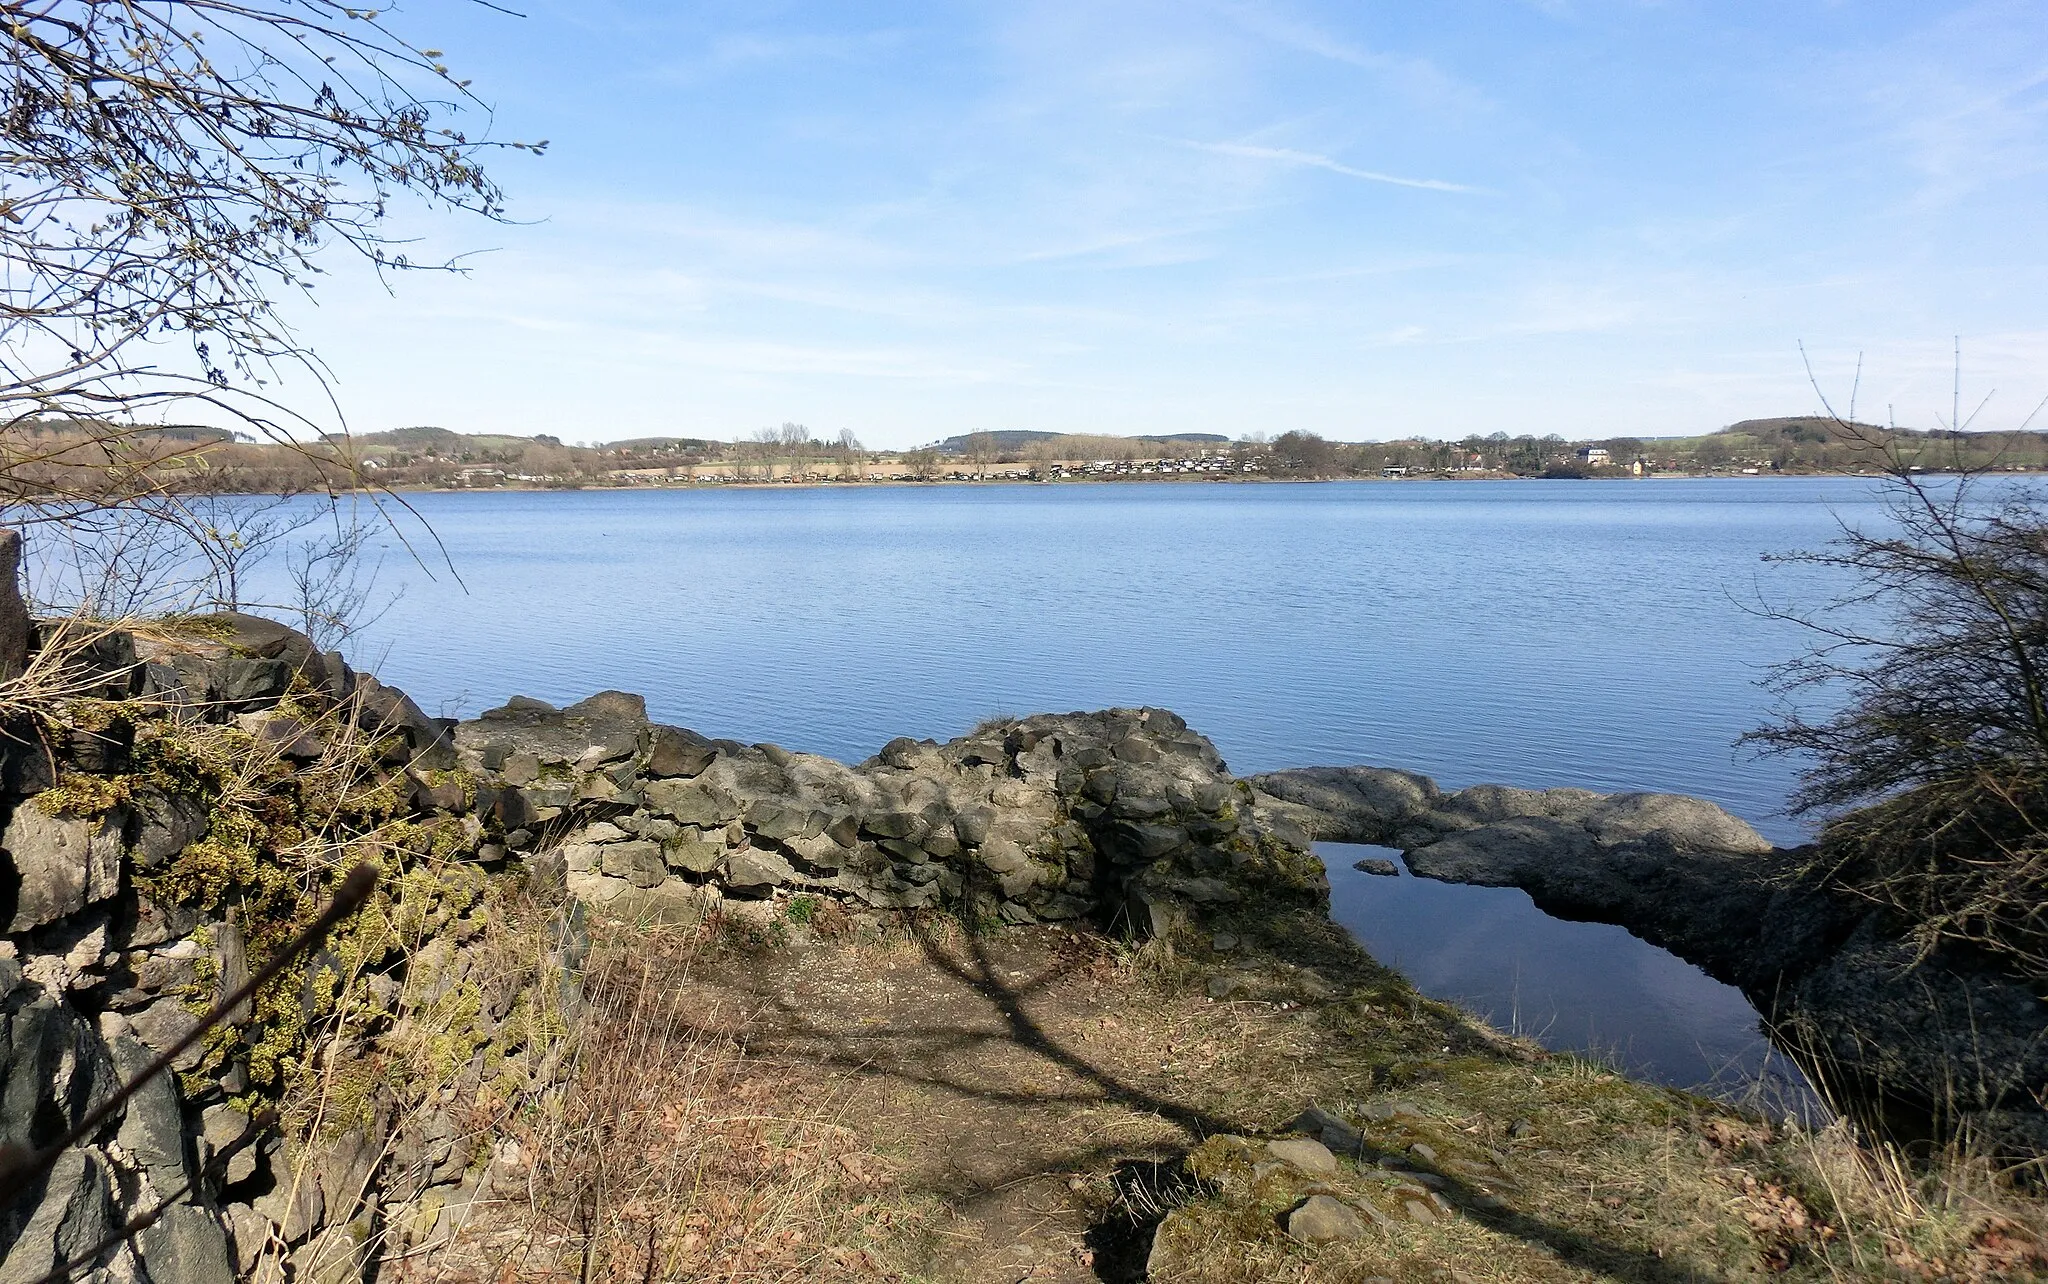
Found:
[447,898,2047,1284]
[679,921,1302,1283]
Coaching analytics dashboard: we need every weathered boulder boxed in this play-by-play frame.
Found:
[455,691,648,769]
[1248,765,1440,841]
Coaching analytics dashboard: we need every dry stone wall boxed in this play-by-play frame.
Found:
[448,691,1325,935]
[0,610,1326,1284]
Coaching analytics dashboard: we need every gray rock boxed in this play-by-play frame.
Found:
[863,810,924,841]
[204,1103,260,1185]
[136,1204,238,1284]
[129,995,204,1071]
[129,789,208,870]
[643,778,740,827]
[647,724,717,778]
[1110,793,1172,820]
[665,839,725,875]
[1266,1136,1339,1175]
[1291,1104,1366,1158]
[0,1149,117,1281]
[1100,821,1183,864]
[0,529,29,682]
[1112,737,1161,765]
[978,840,1030,875]
[1352,857,1399,877]
[726,849,795,891]
[747,802,812,842]
[457,689,647,767]
[1249,765,1442,842]
[1286,1194,1368,1243]
[1,806,124,932]
[600,841,667,889]
[1584,792,1772,854]
[875,736,923,770]
[111,1036,185,1183]
[252,1144,325,1244]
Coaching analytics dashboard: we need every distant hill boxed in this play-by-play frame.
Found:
[16,418,237,444]
[330,426,550,456]
[606,436,719,454]
[1717,416,1892,443]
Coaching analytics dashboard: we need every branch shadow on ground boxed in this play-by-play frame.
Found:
[705,925,1734,1284]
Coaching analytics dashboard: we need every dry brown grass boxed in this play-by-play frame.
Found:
[386,914,918,1283]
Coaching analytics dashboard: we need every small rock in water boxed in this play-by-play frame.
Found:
[1352,857,1399,876]
[1286,1194,1368,1243]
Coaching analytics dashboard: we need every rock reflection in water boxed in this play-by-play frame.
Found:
[1320,842,1821,1118]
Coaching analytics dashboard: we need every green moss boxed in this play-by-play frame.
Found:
[33,772,132,817]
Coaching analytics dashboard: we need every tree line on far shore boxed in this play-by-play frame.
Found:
[9,413,2044,496]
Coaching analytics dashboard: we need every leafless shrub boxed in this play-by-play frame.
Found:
[1747,347,2048,979]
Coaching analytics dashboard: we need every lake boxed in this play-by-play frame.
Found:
[337,477,1884,845]
[42,475,1972,1100]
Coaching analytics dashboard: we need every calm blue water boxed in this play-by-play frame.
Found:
[330,477,1893,844]
[31,474,1995,1098]
[1322,843,1819,1110]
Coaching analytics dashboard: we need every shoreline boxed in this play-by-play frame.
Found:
[389,469,2001,495]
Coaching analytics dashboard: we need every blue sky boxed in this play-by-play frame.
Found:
[283,0,2048,448]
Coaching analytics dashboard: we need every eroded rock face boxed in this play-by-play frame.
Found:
[1251,763,2048,1157]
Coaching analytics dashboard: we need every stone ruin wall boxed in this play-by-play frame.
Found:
[0,610,1326,1284]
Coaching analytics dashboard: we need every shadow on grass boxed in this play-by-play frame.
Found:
[707,922,1736,1284]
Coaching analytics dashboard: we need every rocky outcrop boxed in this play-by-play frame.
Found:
[1253,765,2048,1155]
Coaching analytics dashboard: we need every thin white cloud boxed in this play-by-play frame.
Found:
[1203,1,1395,71]
[1189,140,1484,193]
[1200,0,1490,111]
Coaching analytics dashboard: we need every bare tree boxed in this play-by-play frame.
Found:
[965,431,998,480]
[1746,348,2048,979]
[1,0,535,538]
